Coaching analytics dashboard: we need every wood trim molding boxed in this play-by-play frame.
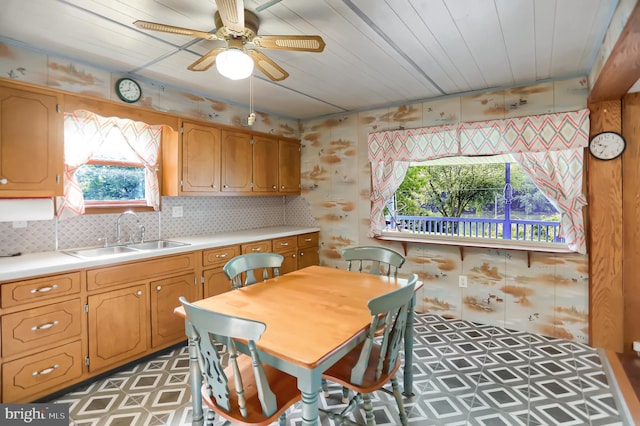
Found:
[589,2,640,102]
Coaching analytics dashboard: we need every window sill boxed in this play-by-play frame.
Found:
[84,204,155,215]
[376,231,575,266]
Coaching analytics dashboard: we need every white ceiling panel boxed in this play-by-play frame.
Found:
[0,0,620,119]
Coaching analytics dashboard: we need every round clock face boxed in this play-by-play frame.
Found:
[115,78,142,103]
[589,131,626,160]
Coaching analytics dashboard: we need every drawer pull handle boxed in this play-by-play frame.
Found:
[32,321,59,331]
[305,238,312,242]
[33,364,59,376]
[251,248,262,252]
[215,253,228,258]
[31,284,58,294]
[136,290,143,296]
[280,242,289,246]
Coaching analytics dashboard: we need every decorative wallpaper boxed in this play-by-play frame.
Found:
[0,38,591,343]
[300,76,590,344]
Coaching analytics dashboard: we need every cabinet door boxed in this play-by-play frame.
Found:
[203,268,232,298]
[297,247,320,269]
[0,83,63,195]
[150,273,198,348]
[279,140,300,193]
[280,251,297,275]
[87,284,148,372]
[253,136,278,193]
[221,130,252,192]
[181,121,221,193]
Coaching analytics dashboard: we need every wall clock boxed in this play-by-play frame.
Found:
[588,131,626,160]
[115,77,142,103]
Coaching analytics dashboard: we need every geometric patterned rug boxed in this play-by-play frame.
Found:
[50,313,628,425]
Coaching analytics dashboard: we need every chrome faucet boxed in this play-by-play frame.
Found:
[115,211,141,244]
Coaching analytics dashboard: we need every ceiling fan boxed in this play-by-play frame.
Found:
[134,0,325,82]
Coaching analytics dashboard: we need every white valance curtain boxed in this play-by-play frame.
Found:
[367,108,590,253]
[57,110,163,219]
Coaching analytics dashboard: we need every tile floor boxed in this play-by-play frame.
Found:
[49,313,629,425]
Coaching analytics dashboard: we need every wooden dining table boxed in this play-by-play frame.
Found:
[174,265,422,426]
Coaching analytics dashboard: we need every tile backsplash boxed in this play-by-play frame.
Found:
[0,196,318,256]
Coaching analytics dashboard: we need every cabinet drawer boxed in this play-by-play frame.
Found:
[272,236,297,254]
[3,340,83,403]
[298,232,319,248]
[241,240,272,254]
[87,252,196,291]
[202,245,240,267]
[2,299,82,357]
[1,272,81,309]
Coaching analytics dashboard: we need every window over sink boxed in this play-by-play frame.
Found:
[57,110,166,218]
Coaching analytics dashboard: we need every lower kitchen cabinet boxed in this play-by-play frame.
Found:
[87,284,149,373]
[297,232,320,269]
[150,272,198,348]
[3,341,83,403]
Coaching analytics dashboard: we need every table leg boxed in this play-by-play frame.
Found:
[186,320,204,426]
[403,295,416,397]
[298,372,321,426]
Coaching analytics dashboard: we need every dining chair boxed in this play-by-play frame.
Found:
[179,296,301,426]
[322,245,407,400]
[223,252,284,290]
[319,274,418,426]
[342,245,406,277]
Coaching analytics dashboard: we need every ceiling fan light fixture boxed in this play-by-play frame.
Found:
[216,48,254,80]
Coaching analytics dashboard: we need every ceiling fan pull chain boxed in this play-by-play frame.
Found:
[248,74,256,126]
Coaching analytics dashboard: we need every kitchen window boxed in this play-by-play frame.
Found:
[57,110,163,218]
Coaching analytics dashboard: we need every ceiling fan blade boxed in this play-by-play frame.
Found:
[187,47,226,72]
[134,20,219,40]
[252,35,325,52]
[214,0,245,35]
[247,49,289,81]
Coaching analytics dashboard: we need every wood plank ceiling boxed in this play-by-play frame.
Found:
[0,0,619,119]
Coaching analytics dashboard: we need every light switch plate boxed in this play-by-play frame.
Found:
[172,206,183,218]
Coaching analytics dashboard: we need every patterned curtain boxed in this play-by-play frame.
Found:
[57,110,163,219]
[367,109,590,253]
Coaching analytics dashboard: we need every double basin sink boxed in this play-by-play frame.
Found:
[64,240,190,259]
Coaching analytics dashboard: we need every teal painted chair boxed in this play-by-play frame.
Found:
[319,274,418,426]
[323,245,406,399]
[223,253,284,290]
[342,246,406,277]
[179,297,301,426]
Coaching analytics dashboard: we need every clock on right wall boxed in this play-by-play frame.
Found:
[588,131,626,160]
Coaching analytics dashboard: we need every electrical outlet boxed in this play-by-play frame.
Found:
[172,206,183,218]
[459,275,468,288]
[12,221,27,228]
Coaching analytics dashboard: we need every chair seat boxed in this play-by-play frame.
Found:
[322,342,401,394]
[202,354,302,426]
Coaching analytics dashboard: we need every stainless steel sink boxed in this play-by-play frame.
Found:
[63,240,190,259]
[64,245,142,259]
[126,240,189,250]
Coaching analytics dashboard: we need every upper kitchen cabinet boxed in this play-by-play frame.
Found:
[0,80,63,197]
[163,120,221,196]
[253,135,278,192]
[221,129,252,193]
[279,139,301,194]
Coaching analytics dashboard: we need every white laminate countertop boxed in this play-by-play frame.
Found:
[0,226,320,282]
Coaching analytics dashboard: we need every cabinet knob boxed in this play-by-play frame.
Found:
[273,185,277,189]
[300,252,304,256]
[136,290,143,296]
[281,185,285,189]
[156,286,162,291]
[0,178,7,185]
[223,184,228,188]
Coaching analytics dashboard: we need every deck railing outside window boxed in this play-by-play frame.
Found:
[385,215,564,243]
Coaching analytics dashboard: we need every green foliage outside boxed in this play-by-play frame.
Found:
[393,163,558,219]
[76,165,145,201]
